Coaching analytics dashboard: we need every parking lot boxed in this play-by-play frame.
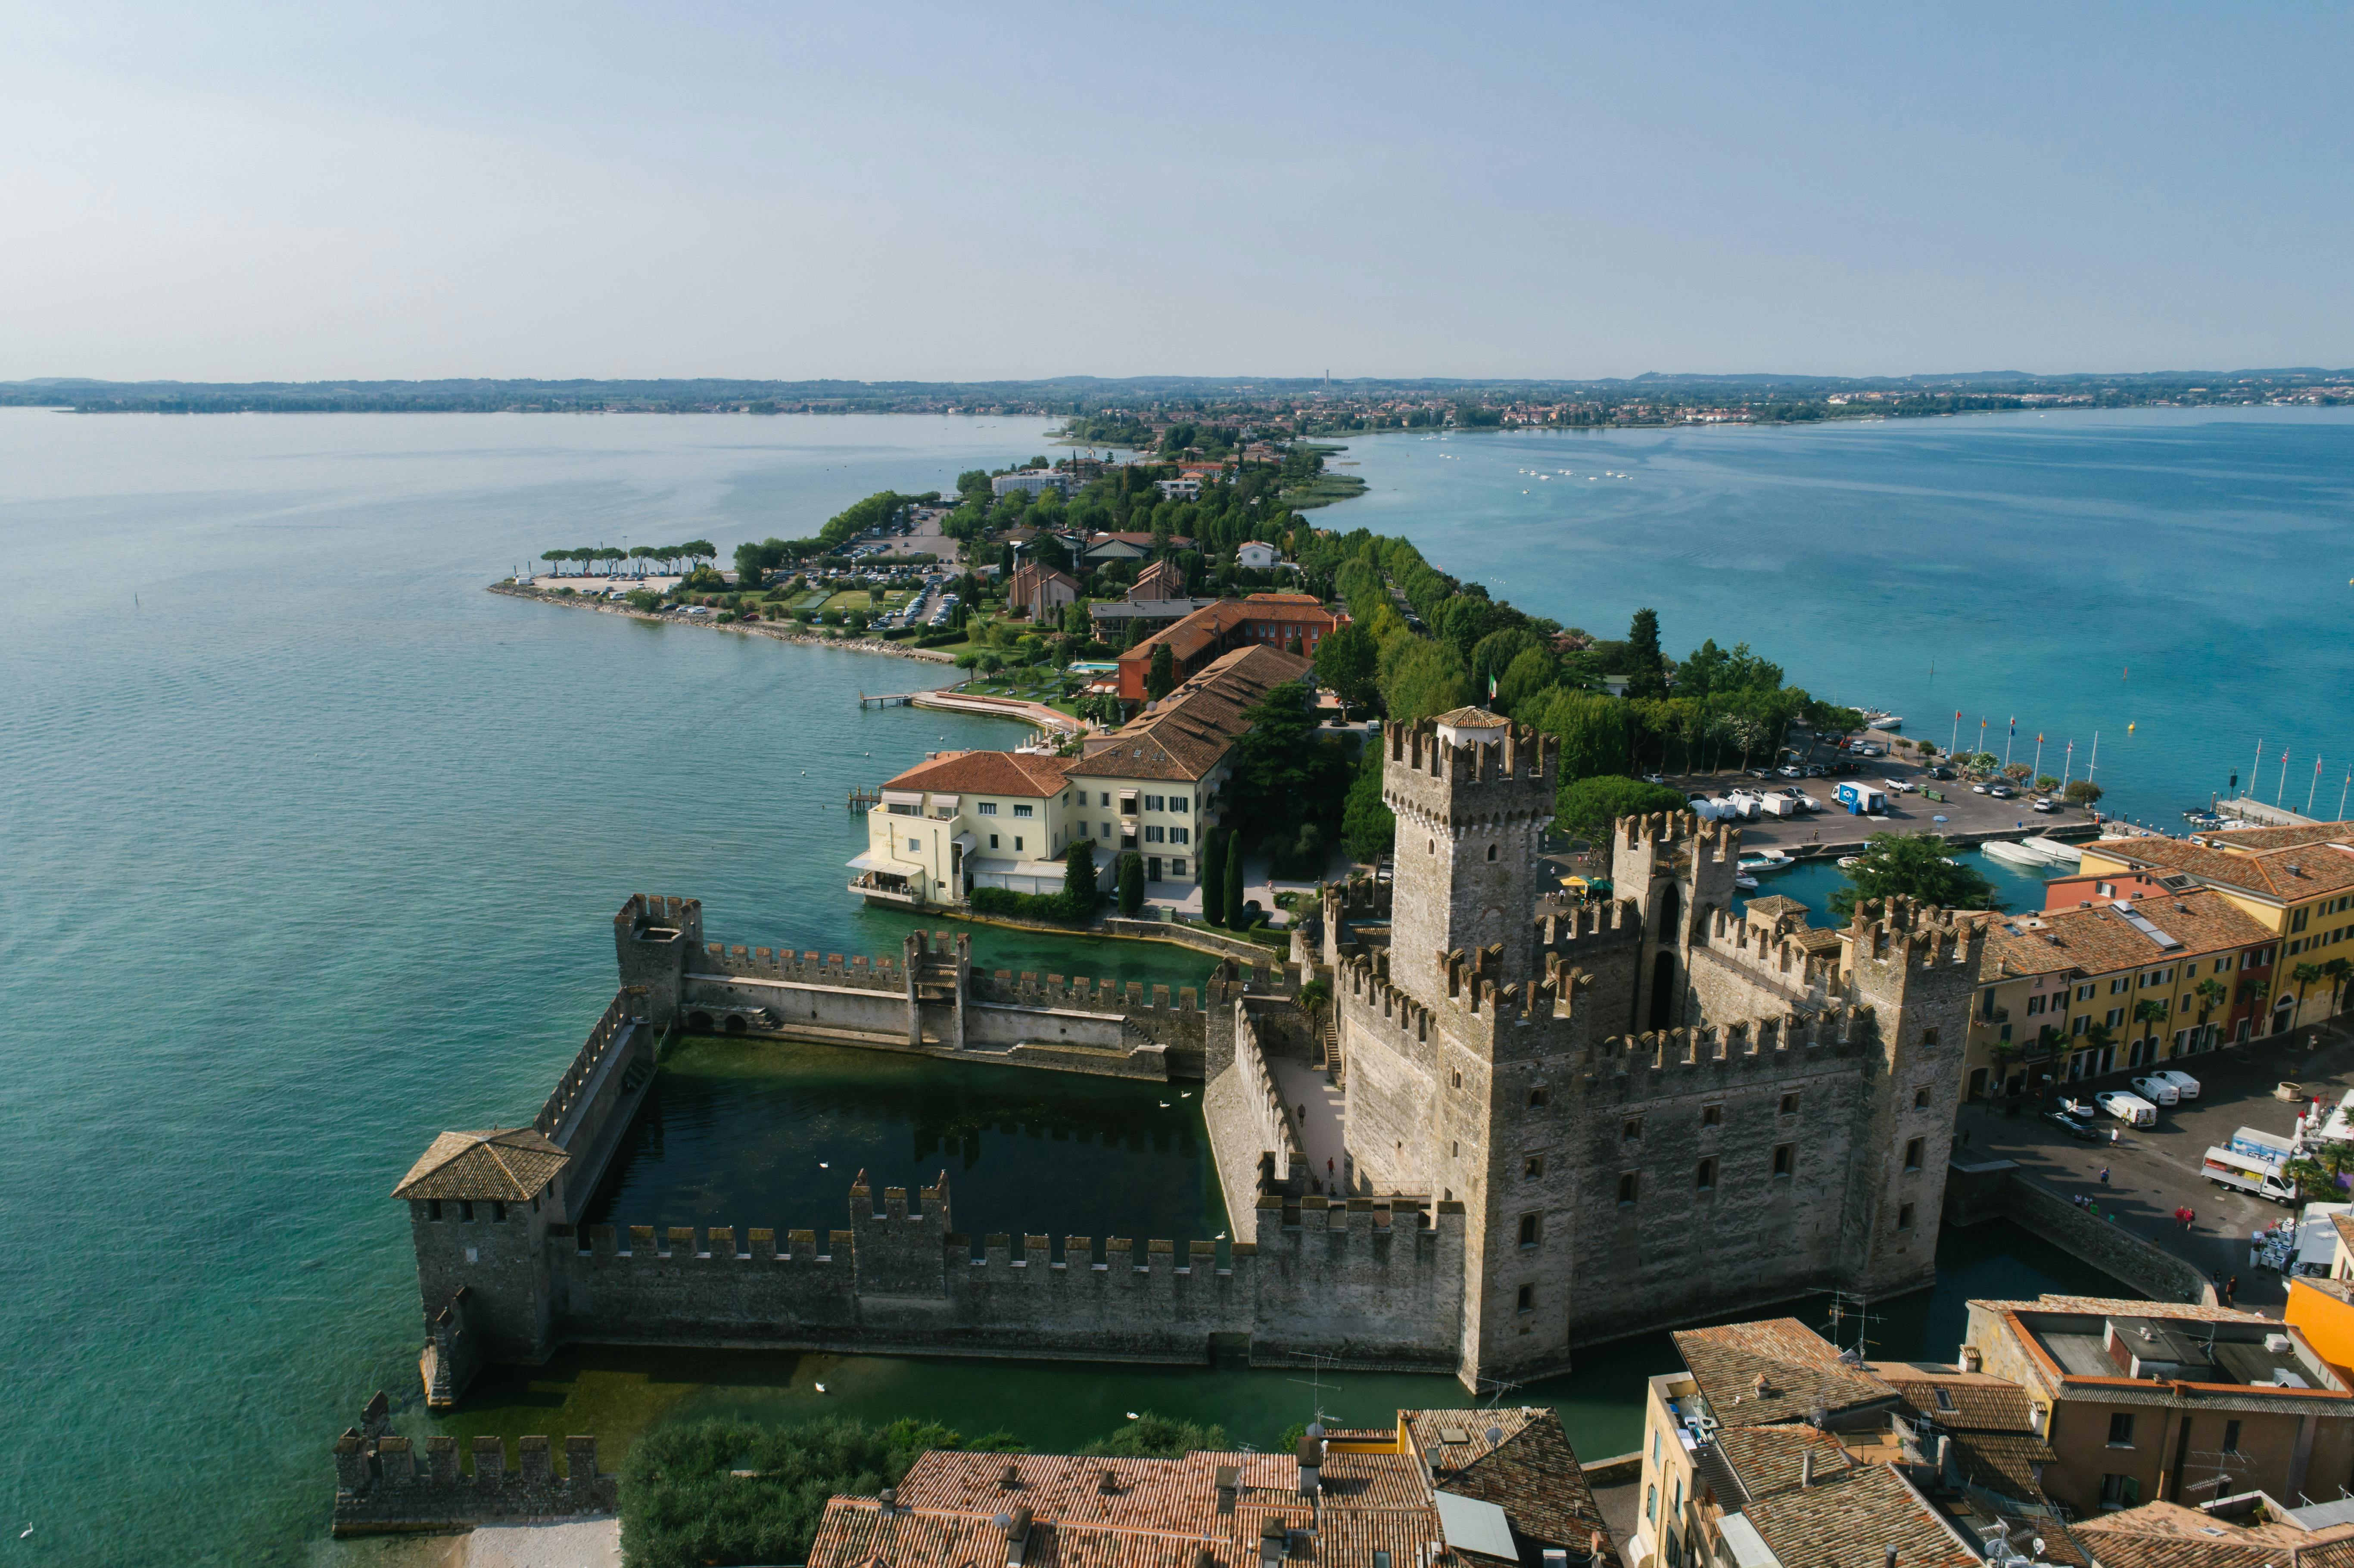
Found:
[1958,1017,2354,1311]
[1660,743,2099,856]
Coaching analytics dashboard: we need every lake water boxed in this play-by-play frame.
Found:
[2,407,2316,1562]
[1333,408,2354,830]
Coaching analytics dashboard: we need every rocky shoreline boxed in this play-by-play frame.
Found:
[488,582,958,663]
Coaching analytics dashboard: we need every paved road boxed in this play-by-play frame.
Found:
[1959,1019,2354,1311]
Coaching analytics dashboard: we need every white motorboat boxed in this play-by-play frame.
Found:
[1737,849,1794,873]
[2018,837,2083,867]
[1733,872,1760,891]
[1865,713,1904,730]
[1837,855,1863,869]
[1981,839,2050,868]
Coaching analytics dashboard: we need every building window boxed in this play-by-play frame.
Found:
[1896,1203,1915,1230]
[1779,1092,1800,1116]
[1145,794,1163,812]
[1013,837,1023,852]
[1702,1104,1722,1127]
[1647,1485,1657,1524]
[2108,1412,2134,1447]
[2078,983,2096,1001]
[1487,844,1498,861]
[1697,1157,1717,1190]
[1169,859,1186,877]
[1921,1027,1940,1047]
[1528,1086,1549,1108]
[1524,1155,1543,1179]
[1012,803,1034,818]
[1145,825,1165,843]
[2073,1015,2089,1036]
[1623,1116,1644,1142]
[1518,1213,1541,1248]
[1516,1285,1535,1313]
[458,1200,475,1223]
[1171,795,1189,812]
[2223,1420,2242,1454]
[907,838,922,853]
[1617,1172,1640,1205]
[977,801,998,816]
[1913,1087,1931,1110]
[989,834,1000,849]
[1904,1138,1925,1172]
[1170,827,1189,845]
[2293,907,2310,933]
[2111,978,2128,995]
[1772,1144,1794,1178]
[1452,1069,1462,1088]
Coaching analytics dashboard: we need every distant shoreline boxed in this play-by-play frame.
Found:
[489,582,958,663]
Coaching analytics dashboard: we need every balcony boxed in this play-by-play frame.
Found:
[849,871,924,907]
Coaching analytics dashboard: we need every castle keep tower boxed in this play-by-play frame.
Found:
[1383,709,1558,1002]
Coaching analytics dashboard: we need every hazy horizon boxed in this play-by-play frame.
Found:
[6,3,2349,382]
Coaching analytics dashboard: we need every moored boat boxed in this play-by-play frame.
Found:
[1981,839,2050,868]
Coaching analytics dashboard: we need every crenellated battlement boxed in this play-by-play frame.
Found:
[1842,896,1993,974]
[331,1391,615,1535]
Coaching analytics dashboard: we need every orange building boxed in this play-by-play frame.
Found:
[1115,592,1342,699]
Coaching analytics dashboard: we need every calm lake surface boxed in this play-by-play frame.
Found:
[1336,409,2354,829]
[1,407,2326,1562]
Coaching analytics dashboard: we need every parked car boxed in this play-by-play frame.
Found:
[2044,1108,2107,1142]
[2155,1069,2201,1100]
[1778,765,1803,778]
[2131,1074,2181,1107]
[1929,765,1957,781]
[1971,782,1991,794]
[1803,765,1826,778]
[2031,796,2057,813]
[1745,768,1770,779]
[2097,1090,2159,1126]
[1989,784,2017,799]
[1884,778,1912,793]
[1642,773,1669,785]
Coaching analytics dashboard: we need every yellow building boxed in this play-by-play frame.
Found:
[2079,822,2354,1036]
[1961,885,2272,1099]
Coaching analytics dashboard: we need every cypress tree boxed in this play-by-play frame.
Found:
[1201,830,1227,926]
[1223,831,1246,927]
[1118,852,1145,917]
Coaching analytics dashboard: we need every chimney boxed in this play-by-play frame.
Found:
[1959,1345,1982,1373]
[1884,1549,1898,1568]
[878,1487,897,1518]
[996,1507,1033,1568]
[1800,1450,1813,1488]
[1297,1430,1325,1497]
[1215,1463,1239,1516]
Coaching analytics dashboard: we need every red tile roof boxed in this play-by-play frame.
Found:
[880,750,1079,798]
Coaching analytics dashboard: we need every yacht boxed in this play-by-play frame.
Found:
[1981,839,2050,868]
[2018,837,2083,868]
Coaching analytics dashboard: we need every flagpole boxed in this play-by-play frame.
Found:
[1950,710,1960,757]
[2340,769,2350,821]
[2309,758,2323,817]
[2251,739,2264,808]
[2033,733,2044,780]
[2063,740,2074,789]
[2089,731,2099,787]
[2279,747,2292,806]
[2005,719,2015,770]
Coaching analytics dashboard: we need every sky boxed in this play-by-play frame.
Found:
[3,3,2350,383]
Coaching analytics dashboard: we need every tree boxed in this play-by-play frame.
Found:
[2326,957,2353,1017]
[681,539,718,570]
[1553,775,1690,848]
[1492,646,1558,716]
[1341,740,1396,864]
[1313,622,1379,718]
[2241,976,2271,1033]
[2035,774,2060,793]
[1118,852,1145,916]
[619,1417,1018,1568]
[2065,780,2104,806]
[1146,643,1176,700]
[2133,998,2169,1055]
[2292,961,2326,1023]
[1520,688,1632,780]
[1201,830,1227,926]
[1380,638,1474,725]
[1623,608,1667,699]
[1063,840,1098,908]
[1828,833,2005,924]
[1223,830,1245,925]
[1225,683,1351,838]
[1080,1411,1229,1459]
[2194,977,2230,1028]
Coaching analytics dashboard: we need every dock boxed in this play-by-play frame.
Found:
[857,688,1086,734]
[847,787,881,812]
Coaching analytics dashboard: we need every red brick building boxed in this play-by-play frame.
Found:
[1115,592,1342,699]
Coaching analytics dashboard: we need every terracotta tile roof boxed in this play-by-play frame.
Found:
[1971,1295,2265,1325]
[1401,1409,1617,1565]
[1672,1318,1897,1427]
[1714,1425,1852,1499]
[1430,707,1507,727]
[1864,1362,2039,1431]
[1072,645,1311,783]
[392,1128,568,1201]
[880,750,1080,799]
[815,1443,1461,1568]
[1946,1430,2058,1502]
[1121,595,1338,674]
[2070,1497,2354,1566]
[2195,821,2354,852]
[1129,561,1186,601]
[2085,835,2354,903]
[1993,886,2275,978]
[1735,1462,1978,1568]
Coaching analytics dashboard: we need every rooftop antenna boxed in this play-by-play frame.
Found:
[1285,1353,1346,1432]
[1475,1373,1525,1410]
[1824,1291,1881,1361]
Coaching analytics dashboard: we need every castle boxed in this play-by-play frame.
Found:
[391,709,1990,1402]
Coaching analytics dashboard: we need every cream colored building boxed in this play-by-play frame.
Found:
[850,643,1312,908]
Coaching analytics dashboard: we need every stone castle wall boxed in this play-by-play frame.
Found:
[501,1176,1464,1371]
[332,1394,615,1536]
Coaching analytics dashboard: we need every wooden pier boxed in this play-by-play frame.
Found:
[859,691,919,709]
[847,787,881,812]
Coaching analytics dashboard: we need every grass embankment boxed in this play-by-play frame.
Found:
[1282,473,1368,509]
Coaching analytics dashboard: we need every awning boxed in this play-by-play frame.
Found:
[952,833,976,852]
[931,794,961,813]
[845,853,880,871]
[881,789,924,807]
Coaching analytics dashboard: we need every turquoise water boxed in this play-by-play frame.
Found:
[1336,410,2354,829]
[1737,847,2061,925]
[0,408,2296,1562]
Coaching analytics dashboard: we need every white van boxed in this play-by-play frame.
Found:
[2156,1069,2201,1100]
[2096,1090,2158,1127]
[2130,1074,2181,1107]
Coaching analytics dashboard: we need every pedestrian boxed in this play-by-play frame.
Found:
[1298,1103,1307,1123]
[1961,1130,1971,1148]
[2227,1275,2239,1307]
[1327,1157,1336,1179]
[2100,1167,2110,1186]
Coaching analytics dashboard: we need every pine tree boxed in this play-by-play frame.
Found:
[1201,830,1227,926]
[1223,831,1246,927]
